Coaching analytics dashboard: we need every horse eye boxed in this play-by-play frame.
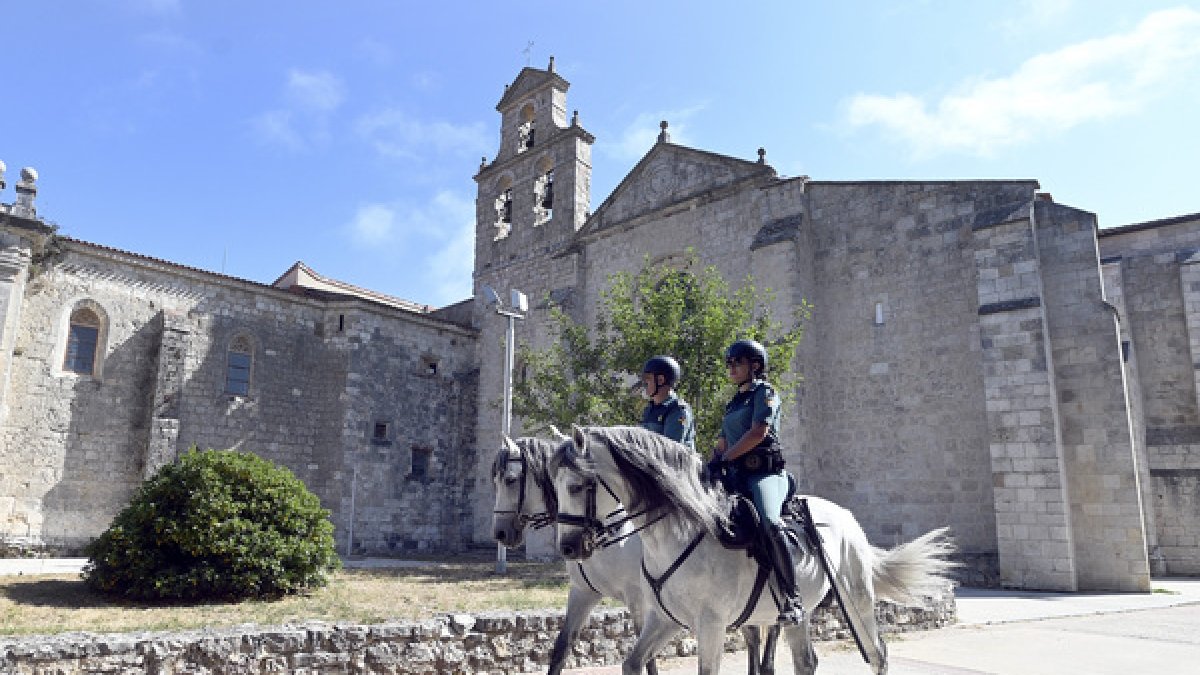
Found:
[568,484,586,495]
[504,476,518,486]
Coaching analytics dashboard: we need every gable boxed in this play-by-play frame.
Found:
[584,144,774,235]
[496,67,569,112]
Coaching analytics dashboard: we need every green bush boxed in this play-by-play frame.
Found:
[84,448,341,601]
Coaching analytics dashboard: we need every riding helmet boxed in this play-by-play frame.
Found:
[725,339,768,374]
[642,355,682,386]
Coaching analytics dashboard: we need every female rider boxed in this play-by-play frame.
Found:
[712,339,803,625]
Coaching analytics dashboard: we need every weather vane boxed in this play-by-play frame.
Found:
[523,40,534,65]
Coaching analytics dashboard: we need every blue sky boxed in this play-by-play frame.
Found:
[4,1,1199,307]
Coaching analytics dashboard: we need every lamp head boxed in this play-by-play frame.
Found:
[511,290,528,314]
[482,285,502,310]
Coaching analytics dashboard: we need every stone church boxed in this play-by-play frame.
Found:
[2,60,1197,591]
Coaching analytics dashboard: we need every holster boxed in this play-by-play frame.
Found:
[735,437,786,476]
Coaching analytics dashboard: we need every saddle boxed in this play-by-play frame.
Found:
[712,471,802,552]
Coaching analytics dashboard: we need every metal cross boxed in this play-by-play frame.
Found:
[523,41,534,65]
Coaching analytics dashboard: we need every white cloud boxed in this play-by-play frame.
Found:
[342,192,475,305]
[843,7,1200,157]
[347,204,398,245]
[249,110,306,151]
[286,69,345,112]
[355,109,489,159]
[250,69,344,151]
[601,104,706,161]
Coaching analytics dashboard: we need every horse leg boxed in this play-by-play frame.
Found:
[621,612,679,675]
[549,585,603,675]
[695,622,727,675]
[741,625,762,675]
[782,618,818,675]
[759,623,781,675]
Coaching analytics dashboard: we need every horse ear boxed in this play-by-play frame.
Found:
[548,425,568,442]
[503,436,520,454]
[571,425,587,452]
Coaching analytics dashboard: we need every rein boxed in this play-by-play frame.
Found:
[492,449,555,530]
[555,475,666,548]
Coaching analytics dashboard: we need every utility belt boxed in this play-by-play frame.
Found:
[734,437,785,475]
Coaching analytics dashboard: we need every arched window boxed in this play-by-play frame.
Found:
[63,307,102,375]
[493,176,514,241]
[225,335,254,396]
[534,156,554,226]
[517,103,535,153]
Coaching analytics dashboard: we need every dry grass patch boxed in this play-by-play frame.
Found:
[0,559,572,637]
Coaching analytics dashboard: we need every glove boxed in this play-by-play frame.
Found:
[703,456,727,484]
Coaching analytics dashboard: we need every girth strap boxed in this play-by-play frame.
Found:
[641,533,705,629]
[641,533,770,631]
[729,561,771,631]
[577,561,601,595]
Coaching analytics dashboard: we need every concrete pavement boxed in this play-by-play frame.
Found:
[568,578,1200,675]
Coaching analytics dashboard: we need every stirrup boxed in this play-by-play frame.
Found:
[777,599,805,626]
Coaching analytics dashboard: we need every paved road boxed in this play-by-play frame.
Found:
[567,578,1200,675]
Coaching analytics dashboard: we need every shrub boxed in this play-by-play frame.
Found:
[84,448,340,601]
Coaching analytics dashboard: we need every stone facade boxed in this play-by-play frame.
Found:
[2,61,1198,591]
[469,62,1198,590]
[0,196,479,555]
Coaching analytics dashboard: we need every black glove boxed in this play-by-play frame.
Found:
[703,457,727,484]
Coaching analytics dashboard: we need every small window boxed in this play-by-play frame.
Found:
[874,302,885,326]
[372,421,392,445]
[225,336,253,396]
[64,308,101,374]
[410,446,432,481]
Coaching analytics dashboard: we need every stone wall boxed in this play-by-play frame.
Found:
[1098,214,1200,575]
[0,593,956,674]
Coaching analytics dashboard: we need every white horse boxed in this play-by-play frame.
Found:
[491,435,782,675]
[549,426,958,675]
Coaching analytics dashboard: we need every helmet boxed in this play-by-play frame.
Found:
[725,339,768,374]
[642,355,682,386]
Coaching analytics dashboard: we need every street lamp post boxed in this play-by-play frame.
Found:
[483,285,527,574]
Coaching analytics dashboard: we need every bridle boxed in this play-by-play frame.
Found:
[555,469,665,550]
[492,447,555,530]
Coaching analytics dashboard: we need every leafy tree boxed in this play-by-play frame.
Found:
[84,448,340,601]
[513,252,810,454]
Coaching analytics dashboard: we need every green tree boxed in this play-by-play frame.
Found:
[513,253,810,454]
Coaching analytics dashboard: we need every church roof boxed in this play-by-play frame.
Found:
[271,261,432,314]
[495,60,569,112]
[579,136,775,239]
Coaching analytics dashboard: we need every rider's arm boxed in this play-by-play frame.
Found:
[720,422,769,462]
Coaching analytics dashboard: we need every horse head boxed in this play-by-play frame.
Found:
[491,436,557,548]
[551,425,729,560]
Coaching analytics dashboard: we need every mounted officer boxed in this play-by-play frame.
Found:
[638,355,696,451]
[711,339,803,625]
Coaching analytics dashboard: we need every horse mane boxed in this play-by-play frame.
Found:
[555,426,728,538]
[492,436,559,514]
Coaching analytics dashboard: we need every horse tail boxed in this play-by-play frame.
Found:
[869,527,958,606]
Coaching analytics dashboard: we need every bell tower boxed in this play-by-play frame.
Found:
[469,59,593,554]
[474,56,593,271]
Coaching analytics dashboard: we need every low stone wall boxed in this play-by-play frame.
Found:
[0,592,956,674]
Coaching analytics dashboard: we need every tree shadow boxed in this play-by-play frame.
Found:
[1,577,121,609]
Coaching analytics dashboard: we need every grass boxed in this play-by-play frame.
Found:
[0,558,574,637]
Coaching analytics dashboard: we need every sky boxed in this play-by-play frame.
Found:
[4,1,1199,308]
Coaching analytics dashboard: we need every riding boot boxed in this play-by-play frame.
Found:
[765,522,805,625]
